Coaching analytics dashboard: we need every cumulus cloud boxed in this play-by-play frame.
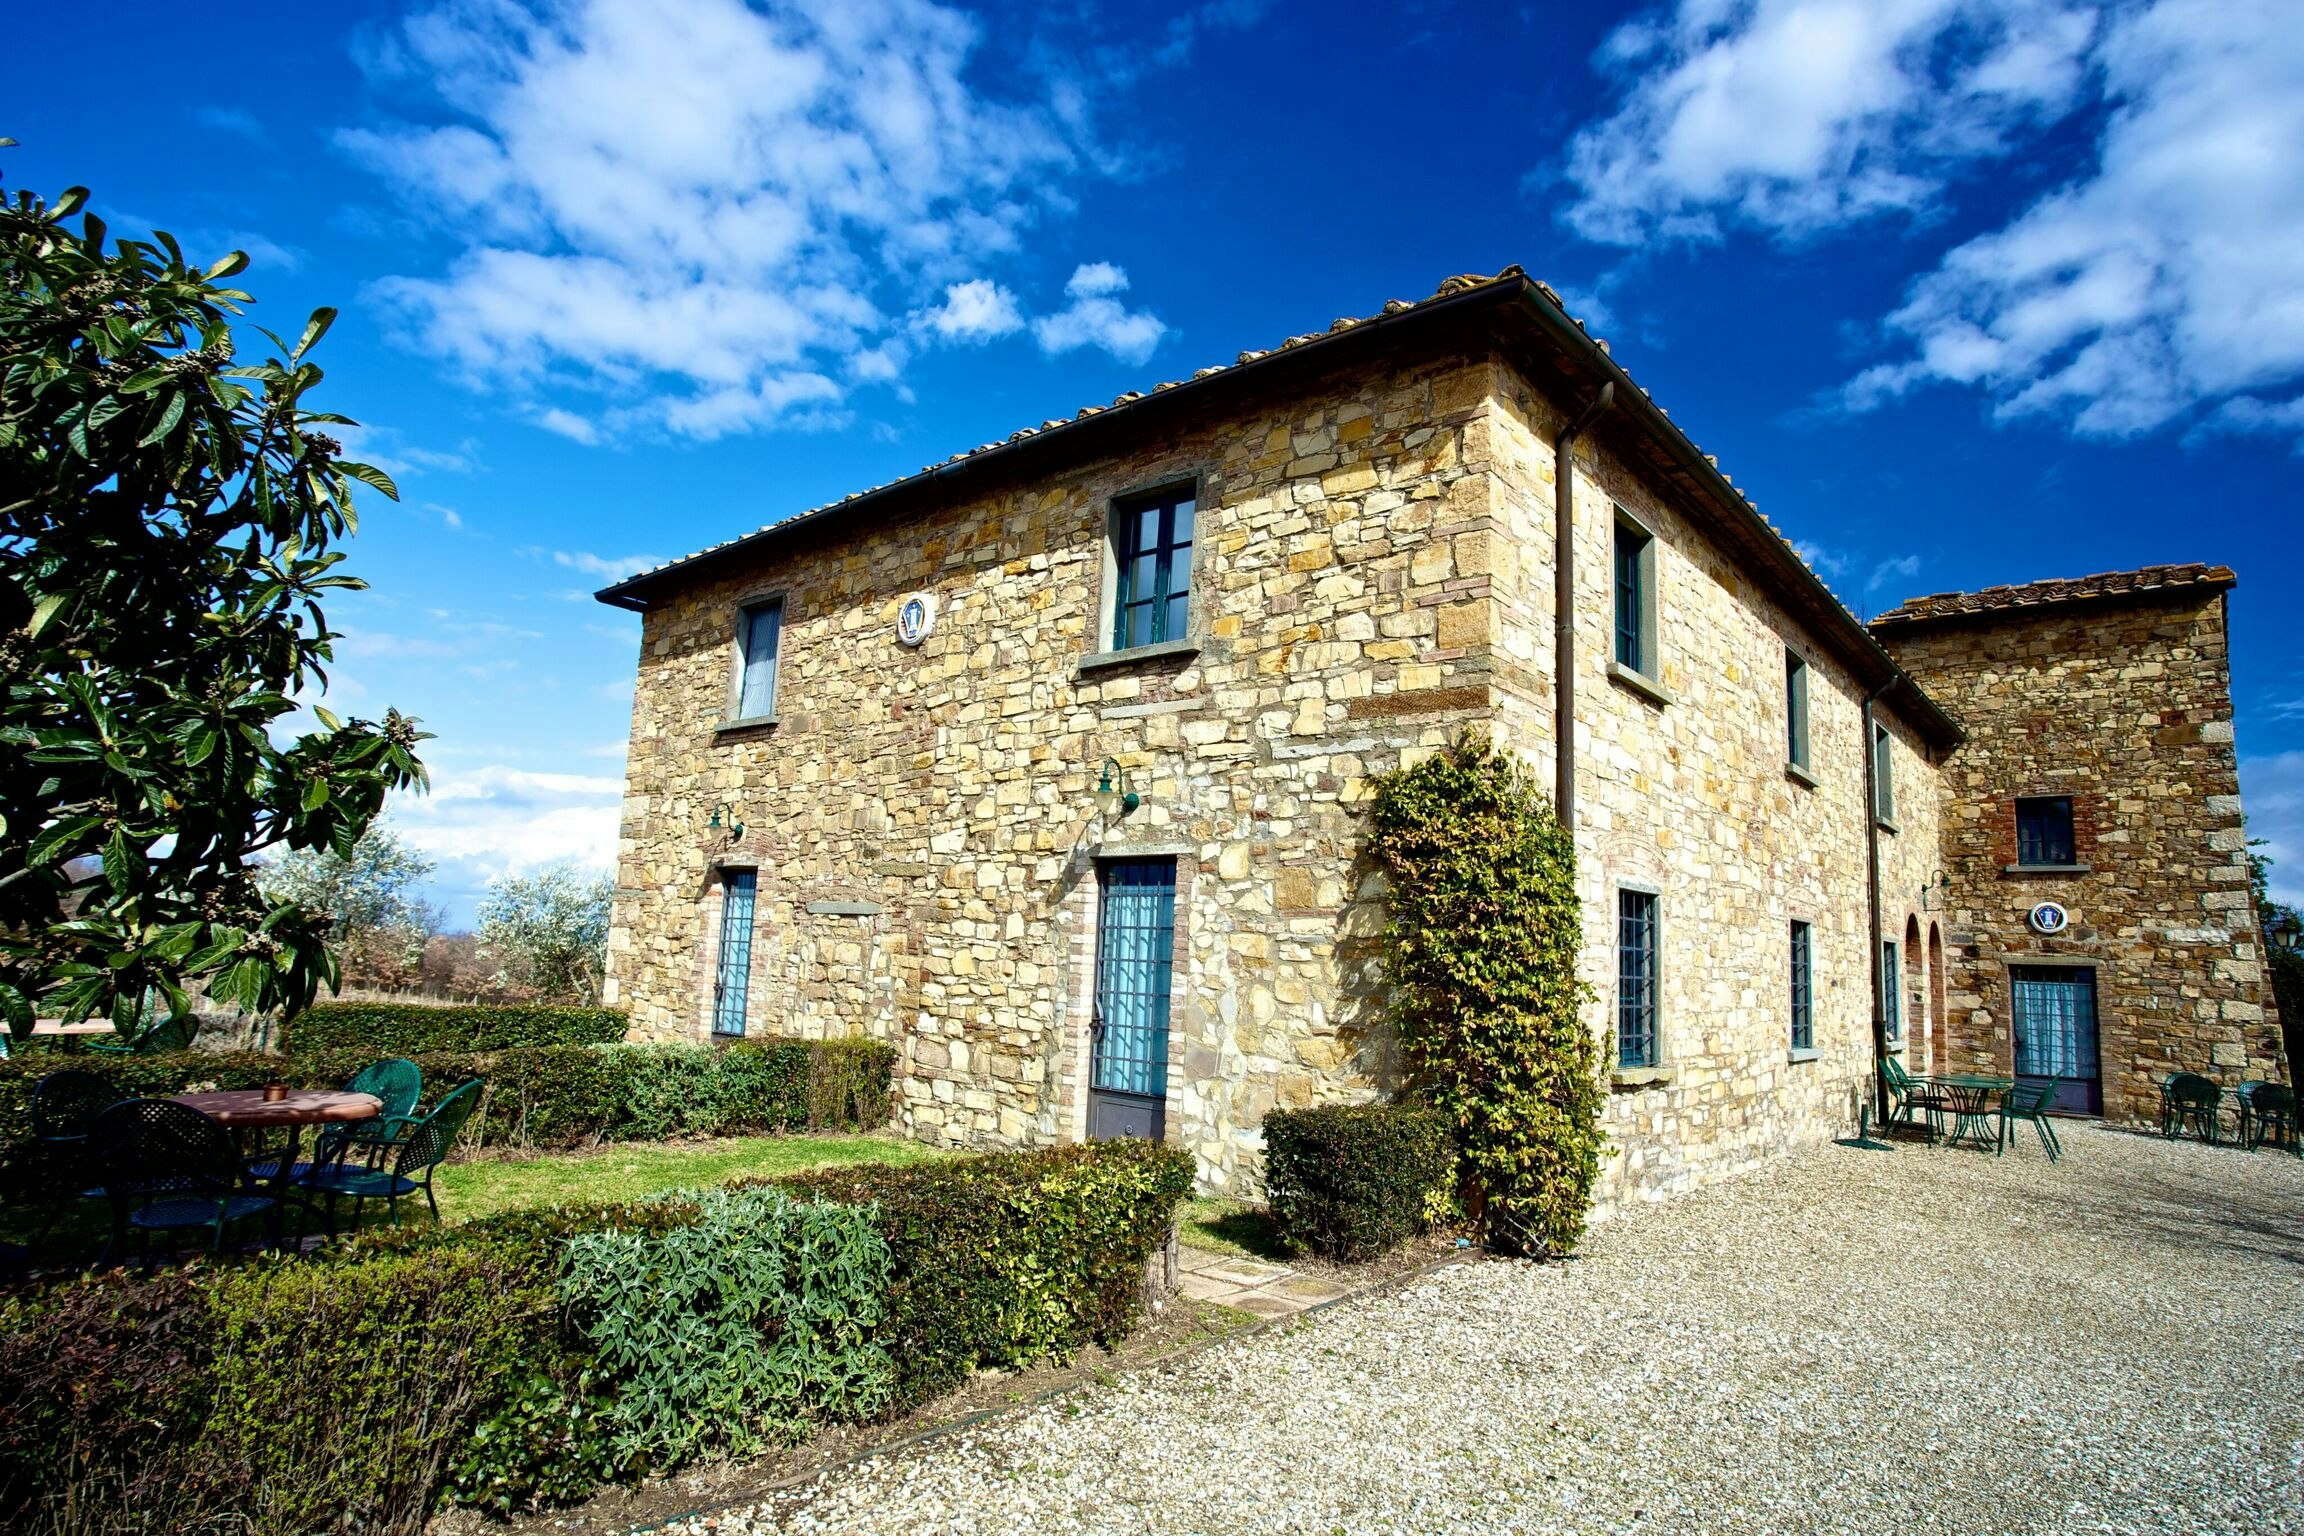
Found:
[344,0,1164,439]
[389,765,625,924]
[1867,553,1924,592]
[1033,262,1168,363]
[1562,0,2096,245]
[1562,1,2304,449]
[919,278,1025,342]
[536,407,600,445]
[1842,1,2304,441]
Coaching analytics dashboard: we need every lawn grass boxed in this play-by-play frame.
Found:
[1179,1196,1286,1260]
[432,1133,946,1224]
[0,1133,947,1264]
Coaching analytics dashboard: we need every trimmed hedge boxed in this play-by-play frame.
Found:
[288,1002,628,1055]
[1263,1102,1456,1262]
[0,1139,1194,1531]
[0,1039,896,1181]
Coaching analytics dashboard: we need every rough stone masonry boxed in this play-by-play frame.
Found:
[597,269,2285,1206]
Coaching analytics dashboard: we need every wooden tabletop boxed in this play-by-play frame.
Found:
[31,1019,117,1037]
[169,1089,382,1127]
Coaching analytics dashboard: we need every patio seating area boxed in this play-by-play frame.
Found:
[1876,1056,2299,1164]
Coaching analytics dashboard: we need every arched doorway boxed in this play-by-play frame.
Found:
[1904,914,1924,1065]
[1928,922,1948,1074]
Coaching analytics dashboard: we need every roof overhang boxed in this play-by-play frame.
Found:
[596,273,1963,753]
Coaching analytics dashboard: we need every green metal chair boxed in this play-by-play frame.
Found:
[1880,1055,1949,1138]
[246,1058,425,1183]
[1994,1078,2064,1162]
[2235,1081,2300,1157]
[90,1098,280,1264]
[85,1014,197,1057]
[2160,1072,2223,1144]
[305,1079,483,1230]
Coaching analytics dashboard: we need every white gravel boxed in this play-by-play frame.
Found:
[667,1125,2304,1535]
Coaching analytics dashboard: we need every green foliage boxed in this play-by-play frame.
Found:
[561,1187,893,1464]
[289,1000,628,1055]
[2271,946,2304,1086]
[477,860,614,1003]
[1262,1102,1456,1262]
[0,1038,895,1185]
[258,821,442,983]
[0,175,427,1038]
[0,1138,1189,1527]
[770,1138,1194,1408]
[1366,735,1604,1257]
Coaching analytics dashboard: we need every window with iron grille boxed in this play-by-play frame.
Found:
[732,599,782,721]
[1881,940,1901,1045]
[1111,489,1195,651]
[1617,890,1659,1068]
[1790,920,1814,1052]
[2015,795,2076,866]
[1785,650,1811,771]
[1614,518,1652,673]
[712,869,757,1037]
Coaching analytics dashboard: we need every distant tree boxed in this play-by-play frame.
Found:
[260,821,443,989]
[0,165,427,1035]
[476,862,613,1003]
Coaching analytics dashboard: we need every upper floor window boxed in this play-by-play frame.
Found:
[2016,795,2077,866]
[1112,488,1195,651]
[1880,939,1901,1045]
[1785,650,1811,772]
[1789,919,1815,1054]
[1871,721,1895,825]
[732,598,783,721]
[1613,512,1656,675]
[1617,889,1659,1069]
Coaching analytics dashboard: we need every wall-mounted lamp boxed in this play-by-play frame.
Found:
[1093,758,1139,818]
[2266,905,2301,953]
[1919,870,1950,911]
[707,801,746,840]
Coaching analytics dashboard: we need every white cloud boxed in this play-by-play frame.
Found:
[1562,0,2096,245]
[552,549,669,581]
[196,105,268,142]
[1844,1,2304,441]
[390,765,624,924]
[535,407,601,445]
[1033,262,1168,363]
[2240,752,2304,908]
[1867,553,1924,592]
[1790,539,1851,582]
[346,0,1113,437]
[919,277,1024,342]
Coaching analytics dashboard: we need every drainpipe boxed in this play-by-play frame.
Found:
[1553,381,1616,822]
[1861,680,1896,1127]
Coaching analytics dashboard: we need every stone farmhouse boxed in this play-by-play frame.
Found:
[596,268,2286,1209]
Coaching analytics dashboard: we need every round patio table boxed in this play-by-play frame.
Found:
[168,1089,380,1196]
[1927,1073,2013,1149]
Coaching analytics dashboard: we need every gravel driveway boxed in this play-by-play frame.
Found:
[679,1125,2304,1536]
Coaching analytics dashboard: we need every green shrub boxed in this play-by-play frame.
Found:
[1367,735,1604,1257]
[768,1137,1194,1408]
[0,1038,896,1184]
[288,1001,627,1055]
[561,1187,893,1464]
[1262,1102,1455,1262]
[2271,947,2303,1084]
[0,1139,1189,1528]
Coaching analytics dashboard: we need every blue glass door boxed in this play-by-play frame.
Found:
[2010,965,2100,1114]
[1089,860,1175,1140]
[713,870,756,1037]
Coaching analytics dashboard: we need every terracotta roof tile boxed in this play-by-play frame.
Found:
[1869,563,2237,629]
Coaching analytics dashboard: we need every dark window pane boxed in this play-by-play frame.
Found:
[1881,941,1901,1043]
[1164,590,1189,641]
[2016,796,2076,865]
[1617,890,1658,1069]
[1786,652,1809,768]
[1790,921,1814,1052]
[1615,523,1646,672]
[1171,499,1195,544]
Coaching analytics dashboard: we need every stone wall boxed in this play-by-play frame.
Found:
[1484,361,1949,1214]
[1876,589,2289,1117]
[606,343,1954,1202]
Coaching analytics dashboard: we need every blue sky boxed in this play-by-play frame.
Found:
[12,0,2303,922]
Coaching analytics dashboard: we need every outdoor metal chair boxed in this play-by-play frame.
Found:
[1995,1078,2064,1162]
[2159,1073,2223,1144]
[89,1098,279,1265]
[306,1079,483,1230]
[85,1014,197,1057]
[245,1057,425,1182]
[27,1069,122,1246]
[2235,1081,2300,1157]
[1880,1056,1949,1138]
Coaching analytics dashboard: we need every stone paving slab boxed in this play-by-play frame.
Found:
[1173,1242,1354,1315]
